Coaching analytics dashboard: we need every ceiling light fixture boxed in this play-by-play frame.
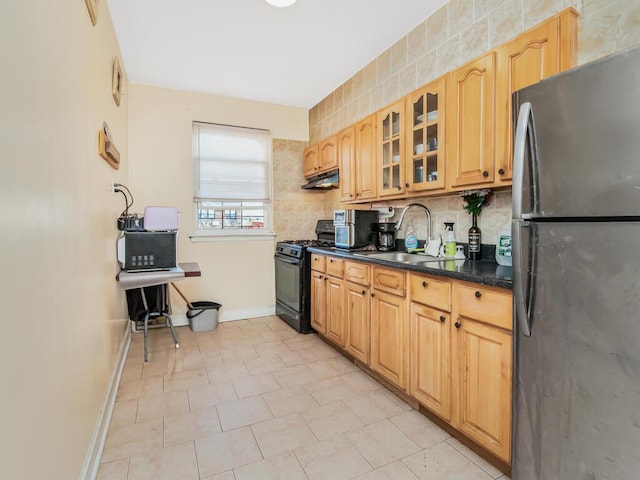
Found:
[265,0,297,7]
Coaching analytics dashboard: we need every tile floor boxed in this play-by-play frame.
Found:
[98,316,511,480]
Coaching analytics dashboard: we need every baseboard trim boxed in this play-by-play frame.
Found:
[169,305,276,327]
[220,305,276,322]
[79,324,131,480]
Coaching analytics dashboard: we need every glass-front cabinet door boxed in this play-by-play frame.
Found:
[406,77,446,192]
[378,101,405,197]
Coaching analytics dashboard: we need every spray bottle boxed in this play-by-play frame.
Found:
[444,222,456,258]
[405,220,418,252]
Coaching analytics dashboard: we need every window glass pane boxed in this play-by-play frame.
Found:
[196,201,265,231]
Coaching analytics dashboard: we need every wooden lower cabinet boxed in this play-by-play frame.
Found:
[452,282,513,463]
[345,282,370,364]
[454,314,512,462]
[371,289,407,390]
[410,302,451,421]
[310,254,513,465]
[310,270,326,334]
[410,274,513,464]
[325,275,345,347]
[311,256,344,345]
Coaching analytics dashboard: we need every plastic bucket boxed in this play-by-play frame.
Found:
[187,301,221,332]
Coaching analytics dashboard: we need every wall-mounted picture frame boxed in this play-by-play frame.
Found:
[112,57,123,107]
[85,0,100,26]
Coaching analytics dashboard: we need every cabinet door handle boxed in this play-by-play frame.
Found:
[396,185,402,190]
[440,315,446,322]
[324,277,328,282]
[329,259,333,263]
[482,171,489,178]
[405,183,410,188]
[371,292,376,298]
[475,291,482,298]
[498,168,505,175]
[361,290,366,295]
[422,281,428,288]
[455,321,461,329]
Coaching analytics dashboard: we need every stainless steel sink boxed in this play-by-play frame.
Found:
[353,251,442,264]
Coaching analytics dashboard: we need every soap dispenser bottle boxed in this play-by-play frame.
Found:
[405,221,418,252]
[444,222,456,258]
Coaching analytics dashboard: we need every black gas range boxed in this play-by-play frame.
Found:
[274,220,334,333]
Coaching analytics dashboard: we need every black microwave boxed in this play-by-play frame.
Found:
[117,231,177,271]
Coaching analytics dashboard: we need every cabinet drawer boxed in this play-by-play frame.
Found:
[455,283,512,330]
[326,257,344,278]
[372,267,406,297]
[410,274,451,312]
[344,261,370,286]
[310,254,326,273]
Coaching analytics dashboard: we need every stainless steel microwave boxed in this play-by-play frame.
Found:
[333,209,378,249]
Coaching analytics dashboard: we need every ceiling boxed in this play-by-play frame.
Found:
[107,0,449,109]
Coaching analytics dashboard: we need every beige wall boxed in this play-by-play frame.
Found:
[0,1,129,478]
[311,0,640,244]
[2,1,636,475]
[127,85,309,319]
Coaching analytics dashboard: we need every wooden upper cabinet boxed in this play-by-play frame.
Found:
[319,134,338,171]
[377,101,405,197]
[355,115,377,201]
[406,76,446,193]
[312,9,577,198]
[495,8,578,183]
[448,52,497,189]
[303,135,338,179]
[338,126,356,202]
[340,116,377,203]
[303,144,320,177]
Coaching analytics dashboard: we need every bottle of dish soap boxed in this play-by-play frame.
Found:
[405,221,418,252]
[495,224,512,266]
[444,222,456,258]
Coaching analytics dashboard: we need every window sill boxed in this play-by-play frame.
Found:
[189,231,277,242]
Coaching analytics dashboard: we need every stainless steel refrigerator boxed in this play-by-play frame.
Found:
[512,44,640,479]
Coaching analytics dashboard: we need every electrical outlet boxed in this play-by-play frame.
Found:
[111,180,117,194]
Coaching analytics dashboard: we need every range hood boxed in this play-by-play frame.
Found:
[301,169,339,190]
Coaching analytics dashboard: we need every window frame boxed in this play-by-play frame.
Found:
[191,121,275,240]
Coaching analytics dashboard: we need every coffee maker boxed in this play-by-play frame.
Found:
[374,223,396,251]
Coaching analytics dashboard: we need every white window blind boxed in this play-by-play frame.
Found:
[193,122,271,202]
[192,122,272,235]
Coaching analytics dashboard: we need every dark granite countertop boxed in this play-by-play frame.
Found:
[307,247,512,290]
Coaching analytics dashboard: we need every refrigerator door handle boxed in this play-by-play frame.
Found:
[513,220,533,336]
[512,102,534,221]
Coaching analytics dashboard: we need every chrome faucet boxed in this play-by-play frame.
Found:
[396,203,432,243]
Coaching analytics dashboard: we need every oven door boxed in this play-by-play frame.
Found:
[274,254,302,312]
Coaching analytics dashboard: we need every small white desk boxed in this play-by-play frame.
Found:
[116,263,201,362]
